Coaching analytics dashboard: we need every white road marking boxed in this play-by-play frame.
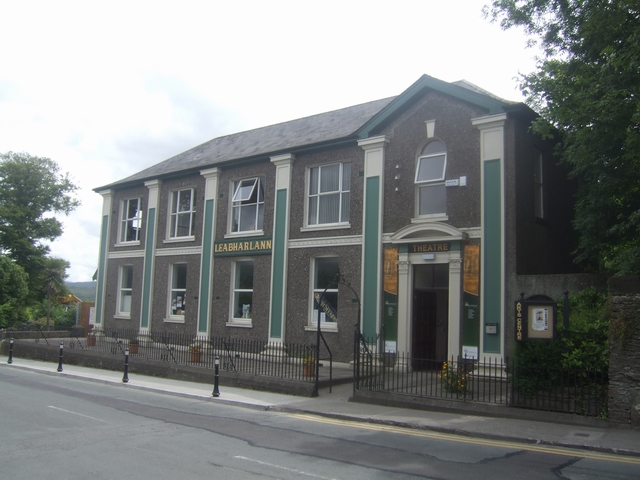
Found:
[47,405,107,422]
[234,455,337,479]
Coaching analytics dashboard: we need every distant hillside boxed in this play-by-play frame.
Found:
[66,281,97,303]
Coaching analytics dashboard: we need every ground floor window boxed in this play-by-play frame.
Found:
[117,265,133,317]
[231,260,254,325]
[311,256,339,330]
[168,264,187,321]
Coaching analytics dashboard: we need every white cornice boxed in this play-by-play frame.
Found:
[288,235,362,249]
[155,246,203,256]
[471,113,507,129]
[108,250,145,259]
[358,135,389,150]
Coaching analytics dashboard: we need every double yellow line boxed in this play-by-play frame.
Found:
[290,413,640,466]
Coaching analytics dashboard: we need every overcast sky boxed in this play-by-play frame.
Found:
[0,1,537,282]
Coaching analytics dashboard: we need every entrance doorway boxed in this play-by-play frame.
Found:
[412,264,448,370]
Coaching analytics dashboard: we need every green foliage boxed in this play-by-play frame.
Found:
[513,288,608,395]
[0,152,79,300]
[41,257,70,328]
[486,1,640,274]
[54,305,76,328]
[0,255,29,328]
[439,361,468,395]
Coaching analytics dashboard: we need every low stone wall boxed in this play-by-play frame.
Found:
[608,276,640,428]
[0,340,318,397]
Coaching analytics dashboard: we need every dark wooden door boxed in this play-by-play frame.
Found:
[412,290,437,370]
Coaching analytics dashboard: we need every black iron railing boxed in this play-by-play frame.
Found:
[6,327,317,382]
[354,349,608,416]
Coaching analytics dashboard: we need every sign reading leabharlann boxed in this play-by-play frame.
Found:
[214,237,273,256]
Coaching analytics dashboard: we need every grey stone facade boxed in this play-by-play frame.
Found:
[608,276,640,428]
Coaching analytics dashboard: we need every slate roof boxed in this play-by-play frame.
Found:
[96,74,519,192]
[96,96,395,190]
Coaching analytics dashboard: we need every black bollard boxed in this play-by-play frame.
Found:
[123,348,129,383]
[57,342,64,372]
[212,355,220,397]
[8,338,14,364]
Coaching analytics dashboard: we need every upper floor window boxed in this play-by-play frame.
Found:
[117,265,133,317]
[415,141,447,216]
[168,263,187,321]
[534,151,544,219]
[308,162,350,226]
[169,189,196,238]
[231,177,264,233]
[120,198,142,243]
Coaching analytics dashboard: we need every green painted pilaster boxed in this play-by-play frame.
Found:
[94,190,112,326]
[198,199,215,333]
[358,136,389,340]
[473,113,507,358]
[198,168,220,336]
[362,176,380,339]
[270,188,287,339]
[483,160,501,353]
[140,179,161,332]
[269,154,294,343]
[140,208,156,330]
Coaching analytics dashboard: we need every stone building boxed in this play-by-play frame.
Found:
[93,74,581,363]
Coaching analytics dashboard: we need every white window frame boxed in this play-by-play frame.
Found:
[228,259,254,327]
[306,162,351,228]
[168,188,196,239]
[167,263,187,322]
[230,177,264,234]
[116,265,133,318]
[307,256,339,332]
[534,151,544,219]
[415,141,447,217]
[119,198,142,244]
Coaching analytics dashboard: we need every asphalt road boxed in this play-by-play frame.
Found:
[1,367,638,479]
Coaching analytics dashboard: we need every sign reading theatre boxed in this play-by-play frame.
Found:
[409,242,451,254]
[214,237,272,256]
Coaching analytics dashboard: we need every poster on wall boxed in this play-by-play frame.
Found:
[383,247,399,343]
[515,299,557,341]
[462,244,480,349]
[532,308,548,332]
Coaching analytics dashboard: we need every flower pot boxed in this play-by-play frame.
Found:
[190,351,202,364]
[303,364,315,377]
[129,343,139,355]
[87,336,96,347]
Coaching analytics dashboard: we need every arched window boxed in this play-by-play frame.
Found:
[415,141,447,216]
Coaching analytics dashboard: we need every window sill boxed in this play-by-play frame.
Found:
[113,315,131,320]
[224,231,264,239]
[226,321,253,328]
[163,317,185,324]
[300,223,351,233]
[305,324,338,333]
[114,241,141,248]
[411,214,449,224]
[163,236,195,244]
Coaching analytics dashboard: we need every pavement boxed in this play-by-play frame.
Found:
[1,355,638,458]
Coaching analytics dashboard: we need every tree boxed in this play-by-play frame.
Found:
[0,152,80,297]
[0,255,29,328]
[485,1,640,274]
[41,257,70,329]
